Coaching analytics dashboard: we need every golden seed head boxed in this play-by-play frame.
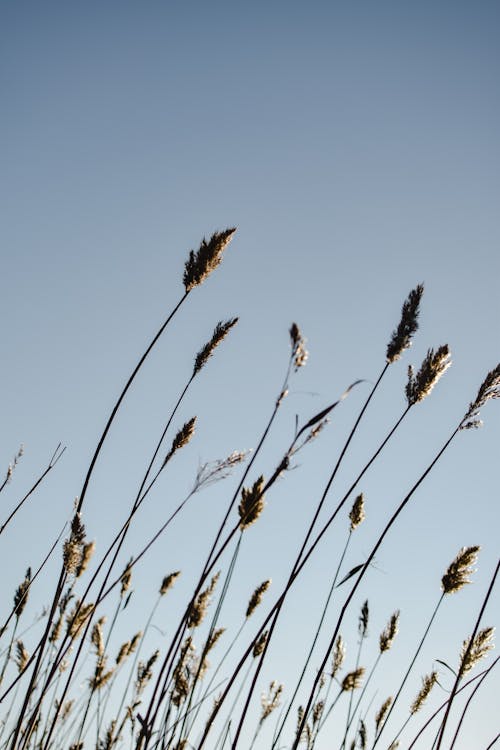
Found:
[183,228,237,292]
[253,630,268,658]
[160,571,181,595]
[13,567,31,618]
[238,476,266,530]
[187,572,220,629]
[136,649,159,695]
[441,546,480,594]
[380,610,400,652]
[75,541,95,579]
[128,631,142,654]
[66,601,94,640]
[341,667,365,692]
[460,626,495,675]
[331,634,346,678]
[116,641,130,665]
[63,513,86,576]
[246,579,271,618]
[375,696,393,732]
[410,671,438,714]
[91,617,106,657]
[193,318,238,376]
[357,719,367,750]
[289,323,308,371]
[312,700,324,726]
[349,493,366,531]
[260,680,283,723]
[406,345,451,405]
[120,559,133,597]
[164,418,196,465]
[386,284,424,363]
[460,364,500,429]
[15,641,29,673]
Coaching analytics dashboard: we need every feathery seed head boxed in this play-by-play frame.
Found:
[183,228,236,292]
[460,627,495,675]
[406,345,451,405]
[75,541,95,578]
[136,649,159,695]
[164,418,196,465]
[460,364,500,429]
[160,571,181,595]
[386,284,424,363]
[238,476,266,530]
[193,319,238,376]
[63,513,86,576]
[342,667,365,691]
[289,323,308,371]
[349,493,366,531]
[246,579,271,618]
[441,546,480,594]
[187,572,220,628]
[14,567,31,618]
[120,559,133,597]
[260,681,283,723]
[331,634,346,678]
[357,720,367,750]
[410,671,438,714]
[253,630,268,658]
[380,611,400,653]
[66,601,94,640]
[375,696,393,732]
[15,641,29,673]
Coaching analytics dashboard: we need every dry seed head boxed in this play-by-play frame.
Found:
[331,634,346,678]
[238,476,266,530]
[253,630,268,658]
[460,364,500,429]
[136,649,159,695]
[380,610,400,653]
[357,719,367,750]
[342,667,365,691]
[129,631,142,654]
[90,656,114,690]
[260,680,283,723]
[183,228,236,292]
[75,541,95,578]
[386,284,424,363]
[164,417,196,465]
[289,322,308,371]
[160,571,181,595]
[460,626,495,675]
[60,700,74,722]
[116,641,130,665]
[194,450,249,491]
[91,617,106,656]
[171,637,195,706]
[441,546,480,594]
[66,601,94,640]
[375,696,393,732]
[406,345,451,406]
[387,743,400,750]
[13,567,31,618]
[120,559,133,597]
[358,600,369,638]
[349,493,366,531]
[312,700,324,726]
[187,572,220,628]
[15,641,29,673]
[193,318,238,376]
[410,671,438,714]
[246,579,271,618]
[63,513,86,576]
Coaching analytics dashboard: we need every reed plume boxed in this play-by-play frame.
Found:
[375,696,393,732]
[183,228,236,292]
[341,667,365,691]
[331,634,346,678]
[405,345,451,405]
[441,546,480,594]
[410,671,438,714]
[193,318,238,375]
[460,363,500,429]
[238,476,265,530]
[349,493,365,530]
[379,611,400,653]
[164,417,196,465]
[13,567,31,618]
[160,571,181,595]
[386,284,424,363]
[246,580,271,618]
[289,323,308,371]
[459,626,495,675]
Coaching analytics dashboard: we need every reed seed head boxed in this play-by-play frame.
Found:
[410,671,438,714]
[331,634,346,678]
[260,680,283,723]
[136,649,159,695]
[164,417,196,465]
[187,572,220,628]
[246,579,271,618]
[63,513,86,576]
[15,641,29,673]
[460,626,495,675]
[194,450,249,491]
[349,493,366,531]
[289,323,308,371]
[75,541,95,578]
[341,667,365,691]
[386,284,424,363]
[160,571,181,595]
[441,546,480,594]
[357,719,367,750]
[91,617,106,657]
[193,318,238,376]
[13,567,31,618]
[238,476,265,530]
[375,696,393,732]
[405,345,451,406]
[183,228,236,292]
[380,610,400,653]
[312,700,324,726]
[120,559,133,597]
[460,364,500,429]
[66,601,94,640]
[253,630,268,658]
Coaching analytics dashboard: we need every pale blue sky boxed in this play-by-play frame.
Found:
[1,2,499,748]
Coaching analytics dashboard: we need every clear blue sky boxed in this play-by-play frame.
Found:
[1,2,499,748]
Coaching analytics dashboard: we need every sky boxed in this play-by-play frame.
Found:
[1,2,499,748]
